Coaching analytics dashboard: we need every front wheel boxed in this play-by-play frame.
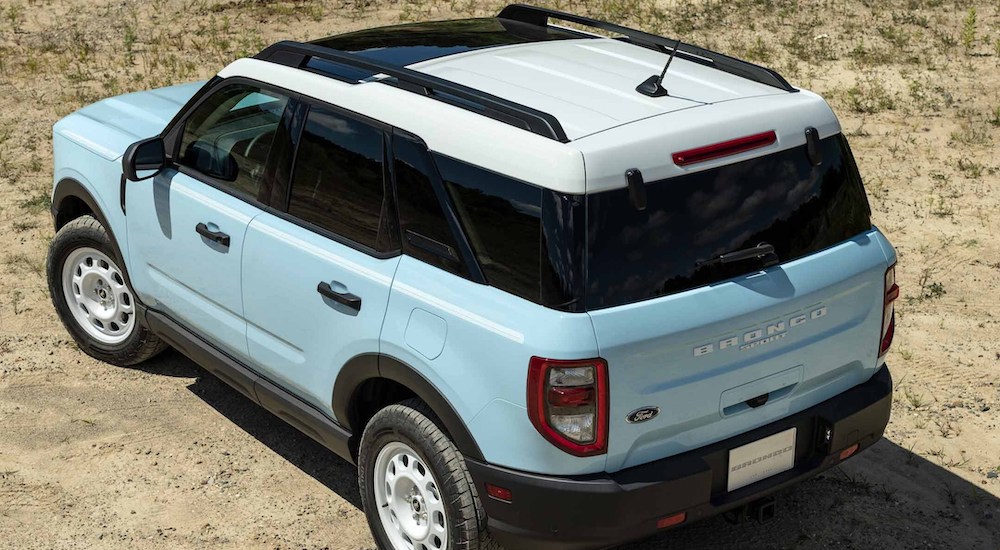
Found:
[359,399,500,550]
[47,215,166,366]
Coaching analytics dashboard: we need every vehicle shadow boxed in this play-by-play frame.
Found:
[142,348,363,509]
[145,350,999,550]
[617,440,999,549]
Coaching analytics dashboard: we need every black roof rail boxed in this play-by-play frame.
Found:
[254,41,571,143]
[497,4,797,93]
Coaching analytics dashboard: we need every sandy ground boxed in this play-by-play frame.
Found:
[0,0,998,548]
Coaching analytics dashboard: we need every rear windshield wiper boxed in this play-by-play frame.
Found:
[695,242,779,269]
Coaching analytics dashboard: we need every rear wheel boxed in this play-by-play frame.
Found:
[47,215,166,366]
[359,399,501,550]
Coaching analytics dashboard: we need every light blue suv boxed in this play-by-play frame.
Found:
[47,6,898,550]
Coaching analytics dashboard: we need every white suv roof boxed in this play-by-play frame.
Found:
[413,38,786,140]
[222,5,841,194]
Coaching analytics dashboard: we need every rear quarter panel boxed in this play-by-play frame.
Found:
[383,256,605,475]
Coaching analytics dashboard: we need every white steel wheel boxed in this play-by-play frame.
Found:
[61,247,135,345]
[374,441,449,550]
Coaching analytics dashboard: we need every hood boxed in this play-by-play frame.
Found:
[54,81,206,161]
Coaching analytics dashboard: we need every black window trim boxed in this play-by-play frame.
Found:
[159,76,402,261]
[155,77,485,273]
[389,129,487,285]
[161,76,300,213]
[274,96,402,260]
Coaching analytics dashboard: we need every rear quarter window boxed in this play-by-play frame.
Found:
[394,135,466,276]
[434,154,542,302]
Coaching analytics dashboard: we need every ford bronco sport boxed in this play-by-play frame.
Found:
[47,5,898,550]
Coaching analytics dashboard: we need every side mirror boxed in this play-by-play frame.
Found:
[123,137,165,181]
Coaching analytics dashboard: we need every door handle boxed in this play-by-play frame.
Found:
[317,282,362,312]
[196,223,230,247]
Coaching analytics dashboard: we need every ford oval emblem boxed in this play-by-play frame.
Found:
[626,407,660,424]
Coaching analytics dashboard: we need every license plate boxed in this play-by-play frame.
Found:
[727,427,796,492]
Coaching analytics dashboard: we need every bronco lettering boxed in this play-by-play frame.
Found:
[694,307,828,357]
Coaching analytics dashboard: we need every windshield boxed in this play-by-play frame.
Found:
[585,134,872,310]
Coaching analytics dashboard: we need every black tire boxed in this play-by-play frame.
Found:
[47,215,167,366]
[359,399,502,550]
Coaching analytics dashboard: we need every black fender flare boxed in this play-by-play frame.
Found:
[333,354,484,461]
[52,178,122,258]
[52,177,134,289]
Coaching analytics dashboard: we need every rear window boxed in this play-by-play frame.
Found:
[586,134,871,309]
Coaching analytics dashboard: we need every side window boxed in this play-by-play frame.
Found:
[287,104,390,252]
[178,83,289,200]
[393,134,465,276]
[434,154,543,303]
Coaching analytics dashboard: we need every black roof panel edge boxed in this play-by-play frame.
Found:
[310,17,591,67]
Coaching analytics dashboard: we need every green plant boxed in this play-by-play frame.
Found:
[745,36,772,63]
[961,7,976,52]
[11,220,38,233]
[123,23,138,65]
[950,108,992,146]
[11,289,23,315]
[989,106,1000,128]
[5,253,42,277]
[844,77,896,114]
[18,192,51,214]
[903,386,926,409]
[907,266,947,302]
[5,3,24,32]
[908,78,953,112]
[878,25,911,49]
[849,41,891,66]
[956,157,983,178]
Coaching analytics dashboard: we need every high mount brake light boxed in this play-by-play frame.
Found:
[879,264,899,358]
[672,131,777,167]
[527,357,609,457]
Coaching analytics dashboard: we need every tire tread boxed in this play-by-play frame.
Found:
[47,215,167,367]
[358,398,503,550]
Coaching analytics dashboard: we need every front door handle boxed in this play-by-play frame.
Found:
[196,223,230,247]
[317,282,362,312]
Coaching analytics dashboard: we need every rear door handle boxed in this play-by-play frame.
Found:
[317,282,362,312]
[196,223,230,247]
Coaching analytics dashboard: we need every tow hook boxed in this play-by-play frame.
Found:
[723,496,777,524]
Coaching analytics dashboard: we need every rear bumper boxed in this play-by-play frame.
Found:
[466,366,893,550]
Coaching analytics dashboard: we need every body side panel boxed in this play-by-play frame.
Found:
[51,82,207,280]
[383,256,604,475]
[52,133,131,270]
[242,212,401,415]
[124,168,262,361]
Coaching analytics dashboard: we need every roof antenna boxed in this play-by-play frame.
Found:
[636,38,682,98]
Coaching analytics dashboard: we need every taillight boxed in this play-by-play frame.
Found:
[527,357,608,457]
[672,131,777,167]
[879,264,899,358]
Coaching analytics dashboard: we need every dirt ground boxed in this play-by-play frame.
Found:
[0,0,998,549]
